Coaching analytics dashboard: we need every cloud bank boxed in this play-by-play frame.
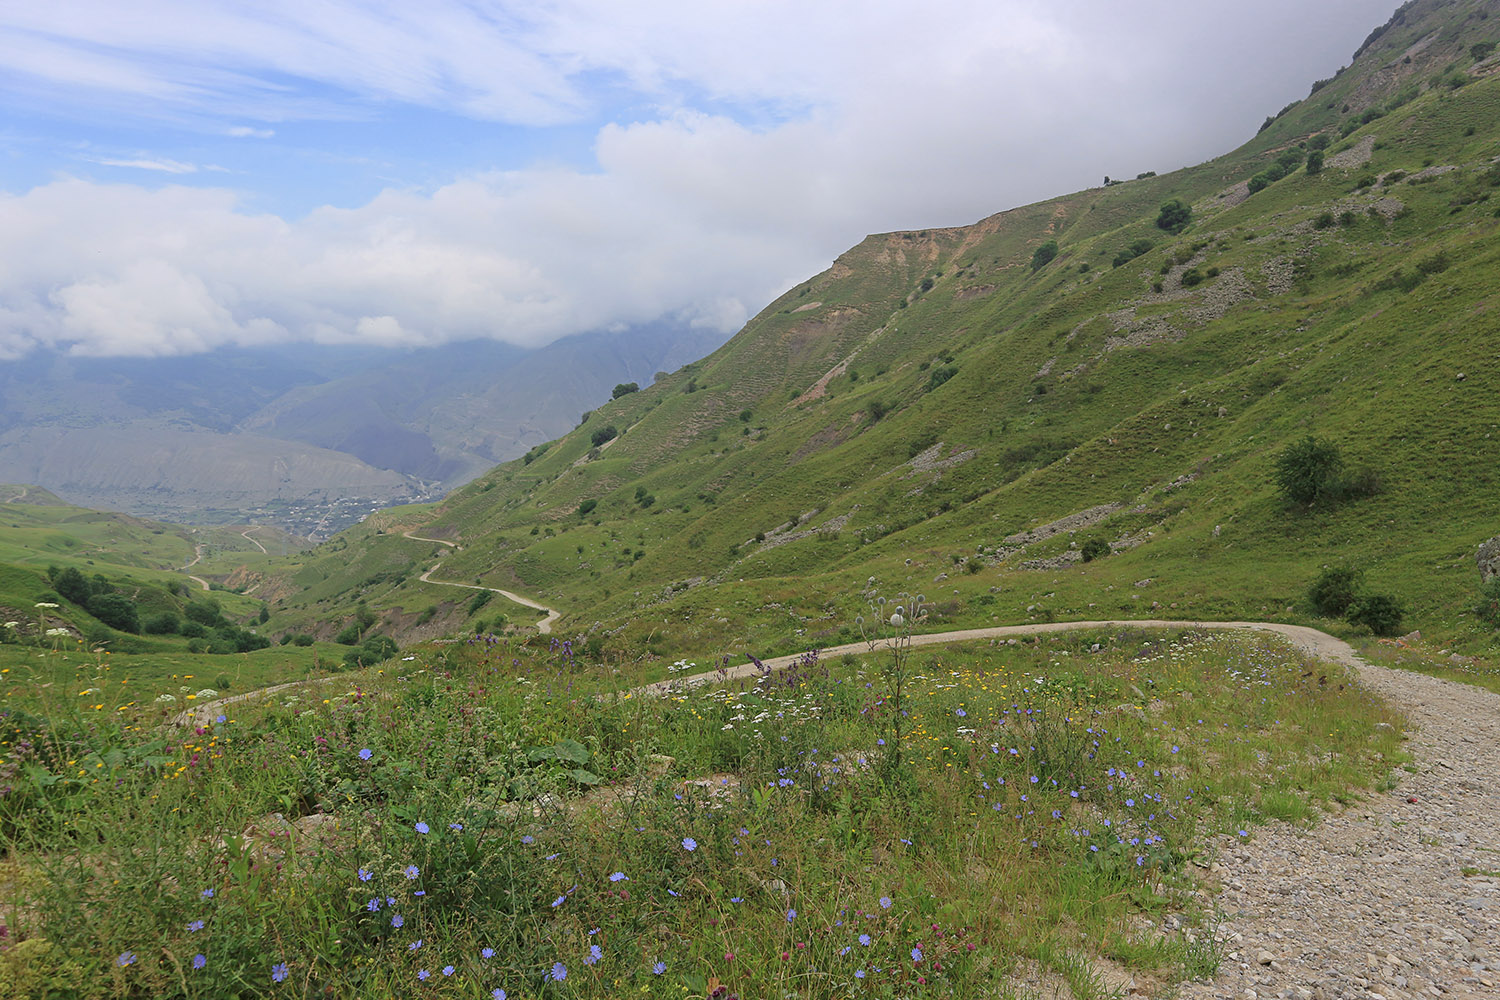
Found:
[0,1,1398,358]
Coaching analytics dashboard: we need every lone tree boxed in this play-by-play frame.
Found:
[611,382,639,399]
[1155,198,1192,235]
[1030,240,1059,272]
[1273,436,1345,506]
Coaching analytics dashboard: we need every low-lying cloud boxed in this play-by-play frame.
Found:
[0,1,1399,359]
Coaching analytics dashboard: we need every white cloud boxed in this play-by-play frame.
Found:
[0,1,1402,358]
[92,156,199,173]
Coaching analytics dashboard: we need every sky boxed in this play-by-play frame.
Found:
[0,0,1399,361]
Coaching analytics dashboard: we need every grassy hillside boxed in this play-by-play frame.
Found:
[255,0,1500,670]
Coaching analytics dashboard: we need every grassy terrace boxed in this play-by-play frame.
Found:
[1,624,1404,998]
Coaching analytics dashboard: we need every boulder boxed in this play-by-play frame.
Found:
[1479,535,1500,583]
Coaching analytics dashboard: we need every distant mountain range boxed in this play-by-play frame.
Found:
[0,324,724,533]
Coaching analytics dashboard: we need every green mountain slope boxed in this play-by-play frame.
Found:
[273,0,1500,662]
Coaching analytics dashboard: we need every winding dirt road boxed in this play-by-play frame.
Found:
[403,530,561,635]
[642,619,1363,697]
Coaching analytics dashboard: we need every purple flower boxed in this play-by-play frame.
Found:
[187,919,205,932]
[271,962,288,982]
[442,965,455,976]
[216,714,227,724]
[879,896,892,909]
[391,914,404,928]
[482,947,495,959]
[584,944,602,966]
[552,894,566,908]
[408,939,423,951]
[117,952,136,967]
[493,991,507,1000]
[681,836,697,851]
[521,834,534,844]
[417,969,430,981]
[366,898,381,912]
[201,889,214,899]
[859,934,872,946]
[609,871,627,882]
[955,708,966,717]
[358,748,372,760]
[786,908,796,922]
[404,865,419,879]
[192,954,207,970]
[551,962,567,981]
[450,822,463,831]
[653,961,666,975]
[912,946,923,962]
[415,822,430,834]
[357,868,372,882]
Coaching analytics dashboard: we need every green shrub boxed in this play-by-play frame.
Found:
[1080,538,1111,562]
[611,382,639,399]
[292,633,315,647]
[1112,238,1154,268]
[1156,199,1192,234]
[1475,580,1500,629]
[578,499,598,517]
[1273,436,1345,506]
[334,623,362,645]
[141,612,180,635]
[1030,240,1059,272]
[1307,566,1362,617]
[85,593,139,634]
[1346,594,1403,636]
[590,425,618,447]
[926,365,958,391]
[1180,268,1204,287]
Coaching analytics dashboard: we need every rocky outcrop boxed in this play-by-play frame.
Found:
[1478,535,1500,583]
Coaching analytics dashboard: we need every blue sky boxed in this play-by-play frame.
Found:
[0,1,1399,360]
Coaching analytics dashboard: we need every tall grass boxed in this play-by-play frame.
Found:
[0,627,1404,998]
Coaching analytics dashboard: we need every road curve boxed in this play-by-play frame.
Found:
[638,619,1364,697]
[178,619,1354,727]
[403,529,560,634]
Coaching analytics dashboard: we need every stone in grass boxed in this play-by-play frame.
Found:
[1478,534,1500,583]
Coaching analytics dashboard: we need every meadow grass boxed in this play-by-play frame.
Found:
[0,626,1405,998]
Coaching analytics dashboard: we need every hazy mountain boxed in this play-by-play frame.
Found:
[0,324,726,531]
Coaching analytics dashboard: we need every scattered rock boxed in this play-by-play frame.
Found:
[1478,535,1500,583]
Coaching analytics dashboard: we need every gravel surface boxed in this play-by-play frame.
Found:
[1175,636,1500,1000]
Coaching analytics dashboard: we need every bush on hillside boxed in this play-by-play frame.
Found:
[141,611,180,635]
[1112,238,1154,268]
[292,633,315,647]
[590,425,618,447]
[1030,240,1059,272]
[86,593,139,634]
[1307,566,1362,617]
[1475,580,1500,629]
[1273,436,1345,506]
[611,382,639,399]
[1155,199,1192,235]
[1306,150,1325,175]
[1080,538,1111,562]
[926,365,958,391]
[1346,594,1403,636]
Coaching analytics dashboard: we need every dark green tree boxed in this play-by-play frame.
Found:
[1273,436,1345,506]
[1155,198,1192,234]
[1307,566,1362,617]
[1030,240,1059,272]
[86,593,140,634]
[611,382,639,399]
[52,566,92,605]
